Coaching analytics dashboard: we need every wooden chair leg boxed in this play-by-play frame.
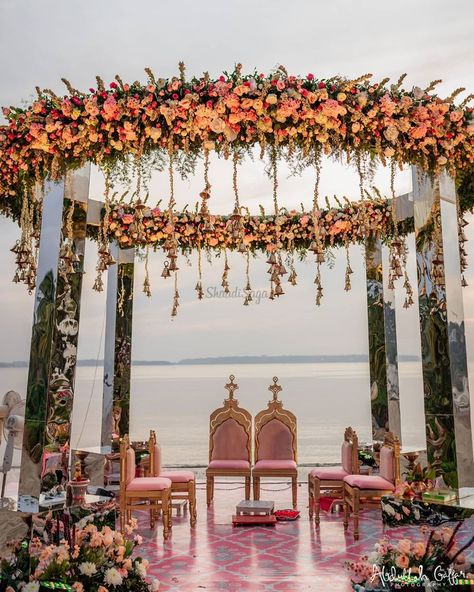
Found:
[245,476,251,500]
[189,480,197,527]
[315,479,321,526]
[343,484,349,531]
[149,505,155,529]
[120,499,125,533]
[292,476,297,509]
[308,475,314,520]
[253,476,260,500]
[353,489,360,540]
[162,491,170,541]
[206,475,213,506]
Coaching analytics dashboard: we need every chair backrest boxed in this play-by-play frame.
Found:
[119,434,136,496]
[148,430,162,477]
[379,431,401,485]
[342,426,359,474]
[209,375,252,463]
[254,377,297,463]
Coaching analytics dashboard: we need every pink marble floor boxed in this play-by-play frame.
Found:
[133,479,471,591]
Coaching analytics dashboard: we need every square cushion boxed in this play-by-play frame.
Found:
[126,476,171,492]
[254,460,297,470]
[310,466,348,480]
[160,470,195,483]
[343,474,394,491]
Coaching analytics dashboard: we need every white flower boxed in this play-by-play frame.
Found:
[79,562,97,577]
[22,584,40,592]
[367,552,380,565]
[151,579,160,591]
[135,561,147,578]
[105,567,123,587]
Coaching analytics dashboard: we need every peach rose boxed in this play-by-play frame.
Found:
[266,94,278,105]
[397,539,411,555]
[395,554,410,569]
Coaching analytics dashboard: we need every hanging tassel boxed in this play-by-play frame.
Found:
[344,243,353,291]
[171,271,179,317]
[143,246,152,297]
[93,170,116,292]
[221,249,230,294]
[243,250,252,306]
[195,244,204,300]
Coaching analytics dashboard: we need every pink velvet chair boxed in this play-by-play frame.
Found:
[343,431,401,539]
[308,426,359,525]
[119,434,172,540]
[252,377,298,508]
[149,430,197,527]
[206,375,252,506]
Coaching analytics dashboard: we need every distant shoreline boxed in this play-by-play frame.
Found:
[0,354,420,368]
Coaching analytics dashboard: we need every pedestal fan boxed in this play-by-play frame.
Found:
[0,391,25,499]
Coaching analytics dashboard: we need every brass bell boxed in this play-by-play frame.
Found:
[161,262,171,278]
[274,283,284,296]
[238,242,247,253]
[266,253,277,264]
[279,264,287,275]
[169,259,179,272]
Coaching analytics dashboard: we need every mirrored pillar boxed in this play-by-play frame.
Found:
[101,245,135,447]
[366,237,401,440]
[412,167,474,488]
[18,166,91,511]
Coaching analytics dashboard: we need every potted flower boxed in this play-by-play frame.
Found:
[405,463,436,497]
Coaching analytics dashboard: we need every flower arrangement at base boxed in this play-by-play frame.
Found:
[345,522,474,591]
[0,520,159,592]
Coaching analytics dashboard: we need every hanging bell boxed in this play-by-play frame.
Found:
[462,275,468,287]
[279,263,287,275]
[266,253,277,264]
[317,252,325,263]
[161,262,171,278]
[169,259,179,272]
[274,283,284,296]
[238,242,247,253]
[243,295,250,306]
[309,240,319,253]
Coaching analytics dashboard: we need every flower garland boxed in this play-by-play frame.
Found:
[106,197,398,252]
[1,65,474,215]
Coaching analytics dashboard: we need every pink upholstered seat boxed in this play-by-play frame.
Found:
[343,474,394,491]
[254,460,297,470]
[126,476,172,492]
[160,470,195,483]
[211,418,249,461]
[208,459,250,470]
[310,467,348,480]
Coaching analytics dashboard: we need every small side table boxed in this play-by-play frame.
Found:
[236,500,274,515]
[233,500,276,526]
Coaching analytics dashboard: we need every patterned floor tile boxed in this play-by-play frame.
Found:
[132,481,473,591]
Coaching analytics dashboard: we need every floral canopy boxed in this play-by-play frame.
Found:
[1,65,473,310]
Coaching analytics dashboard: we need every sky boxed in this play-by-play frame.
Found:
[0,0,474,367]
